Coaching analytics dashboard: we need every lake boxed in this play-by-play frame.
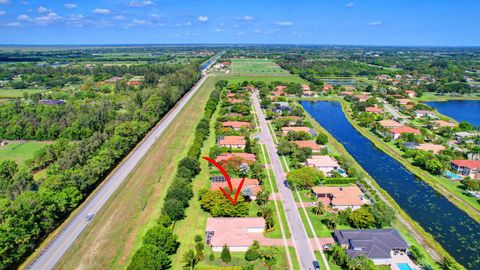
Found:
[426,100,480,127]
[301,101,480,269]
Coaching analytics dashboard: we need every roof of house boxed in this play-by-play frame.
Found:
[416,143,446,154]
[378,120,404,128]
[389,126,421,135]
[365,107,383,113]
[206,217,265,247]
[306,155,339,168]
[279,116,302,121]
[282,126,312,133]
[39,99,65,105]
[105,76,123,82]
[398,98,413,104]
[227,98,244,104]
[275,85,287,91]
[293,140,323,151]
[431,120,457,128]
[219,136,246,146]
[415,110,436,115]
[311,185,366,206]
[222,121,251,129]
[333,229,409,259]
[302,84,311,91]
[355,94,370,100]
[210,178,261,195]
[340,91,354,95]
[215,153,256,163]
[451,160,480,169]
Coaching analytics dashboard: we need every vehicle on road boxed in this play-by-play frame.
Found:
[284,179,290,188]
[313,260,320,270]
[85,212,95,221]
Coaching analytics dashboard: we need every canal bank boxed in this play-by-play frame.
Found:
[301,101,480,270]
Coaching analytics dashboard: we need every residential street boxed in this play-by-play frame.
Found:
[26,54,221,270]
[252,92,319,270]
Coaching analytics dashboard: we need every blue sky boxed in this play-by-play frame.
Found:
[0,0,479,46]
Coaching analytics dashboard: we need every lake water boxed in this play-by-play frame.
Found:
[426,100,480,127]
[301,101,480,269]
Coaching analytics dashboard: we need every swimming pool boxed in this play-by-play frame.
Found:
[444,171,462,180]
[397,263,413,270]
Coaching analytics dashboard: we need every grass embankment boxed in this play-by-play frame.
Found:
[299,102,447,269]
[0,141,51,164]
[52,77,217,270]
[0,88,48,98]
[414,92,480,101]
[338,99,480,223]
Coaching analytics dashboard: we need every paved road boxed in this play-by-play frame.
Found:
[27,54,221,270]
[382,100,405,119]
[252,93,317,270]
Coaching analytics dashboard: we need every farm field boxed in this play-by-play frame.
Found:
[0,141,50,164]
[51,77,217,270]
[230,58,289,75]
[0,88,48,98]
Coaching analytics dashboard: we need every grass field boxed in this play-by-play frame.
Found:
[0,141,49,164]
[414,92,480,101]
[0,88,48,98]
[52,77,217,270]
[230,59,289,75]
[223,75,308,84]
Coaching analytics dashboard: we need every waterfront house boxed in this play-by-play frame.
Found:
[302,90,316,97]
[454,132,475,143]
[333,229,409,265]
[273,102,291,113]
[389,126,421,140]
[293,140,323,152]
[415,143,446,154]
[206,218,265,252]
[282,126,315,136]
[429,120,457,129]
[311,185,368,210]
[272,85,286,97]
[305,155,339,176]
[365,107,383,114]
[414,110,437,119]
[323,83,334,91]
[450,160,480,179]
[278,116,302,126]
[218,136,246,149]
[378,120,404,129]
[405,90,416,97]
[397,99,413,105]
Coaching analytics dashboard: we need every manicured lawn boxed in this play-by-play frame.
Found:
[52,77,218,270]
[230,58,289,75]
[0,141,49,164]
[414,91,480,101]
[223,75,308,84]
[0,88,48,98]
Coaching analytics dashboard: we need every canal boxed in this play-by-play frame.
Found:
[301,101,480,269]
[426,100,480,127]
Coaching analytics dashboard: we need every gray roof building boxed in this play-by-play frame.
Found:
[333,229,409,260]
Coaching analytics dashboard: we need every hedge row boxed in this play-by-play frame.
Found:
[127,80,224,269]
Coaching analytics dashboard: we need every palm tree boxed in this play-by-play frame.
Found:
[312,202,325,215]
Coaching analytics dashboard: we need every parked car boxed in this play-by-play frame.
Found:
[313,260,320,270]
[323,244,332,250]
[85,212,95,221]
[284,180,290,188]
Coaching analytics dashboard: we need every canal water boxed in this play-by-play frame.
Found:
[301,101,480,269]
[426,100,480,127]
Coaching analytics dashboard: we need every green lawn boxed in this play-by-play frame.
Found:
[414,92,480,101]
[230,58,289,75]
[0,88,48,98]
[0,141,49,164]
[223,75,308,84]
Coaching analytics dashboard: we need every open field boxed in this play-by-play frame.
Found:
[0,88,48,98]
[53,77,216,270]
[0,141,50,164]
[230,58,289,75]
[414,91,480,101]
[222,75,308,84]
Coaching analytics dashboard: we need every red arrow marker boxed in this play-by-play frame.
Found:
[203,156,246,206]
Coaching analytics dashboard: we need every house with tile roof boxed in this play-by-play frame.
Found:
[311,185,369,210]
[206,218,265,252]
[305,155,339,176]
[218,136,246,149]
[389,126,421,140]
[293,140,323,152]
[450,160,480,179]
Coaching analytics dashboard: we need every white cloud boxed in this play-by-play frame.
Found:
[198,16,208,22]
[368,21,382,25]
[5,22,20,26]
[93,8,111,14]
[0,0,10,4]
[113,15,127,20]
[128,1,154,7]
[237,15,254,21]
[237,31,245,36]
[185,21,192,26]
[275,21,293,26]
[17,14,30,21]
[34,12,60,25]
[64,3,78,9]
[38,6,49,13]
[214,28,224,32]
[346,2,354,7]
[0,10,5,16]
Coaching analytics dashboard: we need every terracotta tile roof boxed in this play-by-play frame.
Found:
[293,140,323,151]
[279,116,302,121]
[219,136,246,146]
[432,120,457,128]
[282,126,312,133]
[398,99,413,104]
[206,217,265,247]
[451,160,480,169]
[215,153,256,163]
[311,185,366,207]
[302,84,311,91]
[227,98,244,104]
[378,120,404,128]
[389,126,420,134]
[306,155,339,167]
[340,91,354,96]
[365,107,383,113]
[210,178,262,196]
[416,143,445,154]
[222,121,251,129]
